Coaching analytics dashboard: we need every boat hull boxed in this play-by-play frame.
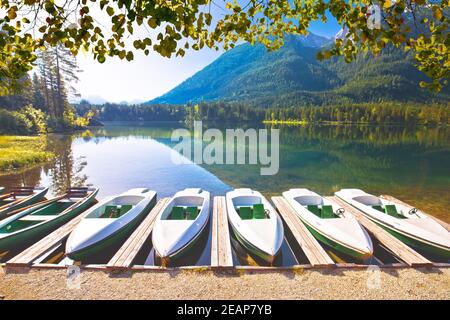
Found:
[373,219,450,259]
[299,218,371,261]
[154,219,209,265]
[0,192,97,252]
[67,196,156,261]
[230,223,275,264]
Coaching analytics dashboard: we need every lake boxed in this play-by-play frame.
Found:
[0,122,448,224]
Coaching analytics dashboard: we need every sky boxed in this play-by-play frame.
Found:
[75,11,341,104]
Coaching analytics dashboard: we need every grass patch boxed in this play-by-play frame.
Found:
[0,136,54,173]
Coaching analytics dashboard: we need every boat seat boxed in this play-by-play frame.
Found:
[321,205,336,219]
[186,207,199,220]
[372,205,384,212]
[253,204,266,219]
[307,205,321,217]
[103,205,119,218]
[170,206,185,220]
[239,207,253,220]
[385,205,404,218]
[119,204,133,215]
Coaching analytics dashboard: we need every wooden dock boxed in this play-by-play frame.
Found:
[328,196,433,267]
[6,207,91,267]
[272,197,335,267]
[3,191,448,272]
[107,198,170,270]
[380,195,450,232]
[211,196,233,267]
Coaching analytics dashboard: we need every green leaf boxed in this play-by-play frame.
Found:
[148,18,157,28]
[126,51,134,61]
[8,8,17,20]
[106,6,114,17]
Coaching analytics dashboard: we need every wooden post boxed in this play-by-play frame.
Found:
[211,196,233,267]
[107,198,170,270]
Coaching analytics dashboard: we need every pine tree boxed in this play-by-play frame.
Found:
[31,73,46,111]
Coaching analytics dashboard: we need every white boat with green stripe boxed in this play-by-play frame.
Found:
[66,188,157,261]
[283,188,373,261]
[226,188,284,264]
[335,189,450,259]
[152,188,210,264]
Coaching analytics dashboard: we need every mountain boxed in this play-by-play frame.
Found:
[79,95,109,104]
[149,33,449,106]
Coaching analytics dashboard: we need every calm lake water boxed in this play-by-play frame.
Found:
[0,122,449,224]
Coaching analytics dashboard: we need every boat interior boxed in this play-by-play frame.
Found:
[0,202,70,234]
[29,201,73,216]
[163,196,204,220]
[232,196,270,220]
[88,195,142,219]
[353,195,408,219]
[293,195,339,219]
[0,188,36,206]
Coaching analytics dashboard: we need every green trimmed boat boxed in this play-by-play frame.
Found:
[336,189,450,259]
[0,187,4,195]
[0,187,98,252]
[226,188,284,264]
[152,188,210,265]
[65,188,157,261]
[283,188,373,261]
[0,187,48,220]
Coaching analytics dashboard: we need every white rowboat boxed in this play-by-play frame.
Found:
[335,189,450,259]
[283,188,373,260]
[152,188,210,262]
[226,188,284,264]
[66,188,157,261]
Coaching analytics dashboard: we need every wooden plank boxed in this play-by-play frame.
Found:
[210,197,219,267]
[6,207,91,267]
[106,198,169,269]
[380,194,450,232]
[328,196,432,267]
[271,197,334,267]
[215,196,233,267]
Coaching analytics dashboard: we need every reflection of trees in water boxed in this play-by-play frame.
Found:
[0,166,42,190]
[276,124,449,148]
[0,133,89,193]
[44,134,89,194]
[204,124,449,196]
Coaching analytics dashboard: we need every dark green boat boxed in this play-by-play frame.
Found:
[0,187,49,220]
[0,187,98,252]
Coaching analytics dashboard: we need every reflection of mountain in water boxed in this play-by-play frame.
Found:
[0,122,447,222]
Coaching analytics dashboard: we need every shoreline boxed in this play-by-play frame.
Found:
[0,136,54,175]
[1,267,449,300]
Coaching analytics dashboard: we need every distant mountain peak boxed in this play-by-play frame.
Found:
[294,33,331,48]
[148,31,446,106]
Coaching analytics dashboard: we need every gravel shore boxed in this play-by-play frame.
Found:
[1,267,449,300]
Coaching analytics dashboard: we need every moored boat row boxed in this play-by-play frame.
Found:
[0,185,449,263]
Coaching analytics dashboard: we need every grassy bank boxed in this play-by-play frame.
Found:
[0,136,54,174]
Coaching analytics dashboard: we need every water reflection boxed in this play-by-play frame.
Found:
[0,122,448,223]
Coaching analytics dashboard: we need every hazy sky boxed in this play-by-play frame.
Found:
[75,13,341,103]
